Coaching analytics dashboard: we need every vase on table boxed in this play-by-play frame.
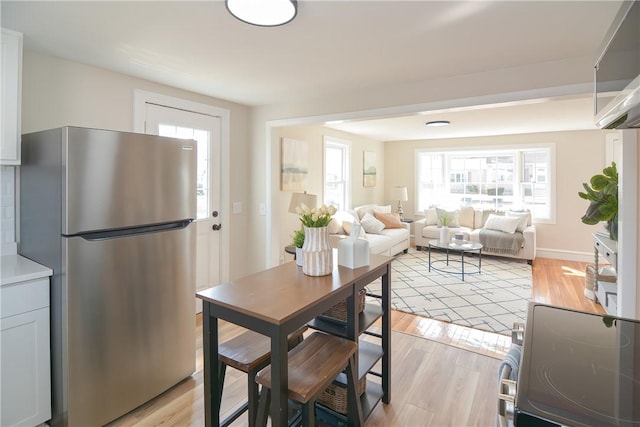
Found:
[439,226,450,243]
[302,225,333,276]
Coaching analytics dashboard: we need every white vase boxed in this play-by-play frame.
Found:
[302,226,333,276]
[439,226,450,243]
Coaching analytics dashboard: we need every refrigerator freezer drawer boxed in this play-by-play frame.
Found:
[62,225,196,426]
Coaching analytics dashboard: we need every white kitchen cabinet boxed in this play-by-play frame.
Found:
[1,28,23,165]
[1,256,53,427]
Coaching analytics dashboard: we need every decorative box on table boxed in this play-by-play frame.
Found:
[338,223,369,269]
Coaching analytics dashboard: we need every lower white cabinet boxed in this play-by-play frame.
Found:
[0,277,51,427]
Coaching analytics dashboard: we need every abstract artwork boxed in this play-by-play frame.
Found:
[281,138,308,191]
[363,151,377,187]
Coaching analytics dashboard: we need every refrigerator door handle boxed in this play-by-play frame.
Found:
[69,220,193,241]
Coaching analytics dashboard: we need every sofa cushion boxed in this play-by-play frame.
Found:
[356,204,391,220]
[423,208,438,226]
[484,214,520,234]
[436,207,460,227]
[374,211,403,229]
[327,218,343,234]
[343,220,366,238]
[458,206,475,228]
[506,210,531,231]
[360,213,386,234]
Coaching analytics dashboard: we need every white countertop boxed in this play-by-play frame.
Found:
[1,254,53,286]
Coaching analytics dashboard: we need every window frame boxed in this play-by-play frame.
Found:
[323,136,351,211]
[414,143,556,224]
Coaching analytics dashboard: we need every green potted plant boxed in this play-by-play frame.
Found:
[578,162,618,241]
[291,229,305,266]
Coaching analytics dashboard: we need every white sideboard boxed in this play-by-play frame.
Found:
[593,232,618,316]
[1,255,53,427]
[1,28,23,165]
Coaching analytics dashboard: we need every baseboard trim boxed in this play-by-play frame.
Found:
[536,248,593,263]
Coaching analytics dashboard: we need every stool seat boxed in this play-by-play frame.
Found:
[219,329,275,372]
[217,326,307,427]
[256,332,358,404]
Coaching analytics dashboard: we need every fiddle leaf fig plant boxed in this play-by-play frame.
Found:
[578,162,618,241]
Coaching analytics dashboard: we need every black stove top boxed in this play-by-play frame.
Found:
[515,303,640,427]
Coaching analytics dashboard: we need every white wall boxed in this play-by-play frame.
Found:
[20,51,252,280]
[384,130,609,258]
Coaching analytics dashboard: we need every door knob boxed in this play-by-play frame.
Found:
[212,211,219,218]
[212,224,222,231]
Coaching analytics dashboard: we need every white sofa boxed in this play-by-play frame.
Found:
[414,206,536,264]
[327,204,410,256]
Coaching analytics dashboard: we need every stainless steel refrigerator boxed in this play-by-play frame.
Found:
[19,127,197,427]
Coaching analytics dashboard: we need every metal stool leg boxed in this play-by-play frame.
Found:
[256,387,271,427]
[301,399,315,427]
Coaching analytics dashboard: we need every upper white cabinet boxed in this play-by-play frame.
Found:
[1,28,23,165]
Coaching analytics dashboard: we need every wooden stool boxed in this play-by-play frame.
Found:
[218,327,306,427]
[254,332,360,427]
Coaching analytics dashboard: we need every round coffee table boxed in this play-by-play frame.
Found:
[428,239,483,281]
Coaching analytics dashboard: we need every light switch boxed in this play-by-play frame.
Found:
[232,202,242,214]
[259,203,266,216]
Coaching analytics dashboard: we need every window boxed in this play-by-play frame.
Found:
[323,137,351,211]
[157,124,211,220]
[416,144,555,221]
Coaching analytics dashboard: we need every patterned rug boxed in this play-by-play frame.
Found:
[367,248,532,335]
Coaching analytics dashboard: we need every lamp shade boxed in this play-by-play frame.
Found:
[288,192,317,213]
[226,0,297,27]
[391,186,408,202]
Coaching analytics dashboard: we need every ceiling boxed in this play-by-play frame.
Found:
[0,1,624,141]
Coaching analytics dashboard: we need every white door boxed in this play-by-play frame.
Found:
[144,103,221,312]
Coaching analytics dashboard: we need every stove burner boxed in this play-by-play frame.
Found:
[530,360,640,425]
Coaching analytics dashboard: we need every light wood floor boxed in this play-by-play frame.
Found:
[108,257,603,427]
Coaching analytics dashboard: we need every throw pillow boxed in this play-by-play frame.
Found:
[506,211,530,232]
[356,204,392,220]
[327,217,343,235]
[374,211,403,229]
[343,220,367,238]
[423,208,438,226]
[360,213,386,234]
[484,214,520,234]
[435,208,460,228]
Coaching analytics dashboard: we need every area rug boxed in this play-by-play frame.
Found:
[367,248,532,335]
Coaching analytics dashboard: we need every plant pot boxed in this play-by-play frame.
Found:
[295,247,303,267]
[302,226,333,276]
[439,226,450,243]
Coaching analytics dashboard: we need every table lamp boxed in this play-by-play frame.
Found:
[288,192,317,214]
[391,186,408,220]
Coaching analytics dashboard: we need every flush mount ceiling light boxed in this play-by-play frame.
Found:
[425,120,451,127]
[226,0,297,27]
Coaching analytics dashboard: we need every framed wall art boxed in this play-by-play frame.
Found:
[363,151,377,187]
[281,138,308,192]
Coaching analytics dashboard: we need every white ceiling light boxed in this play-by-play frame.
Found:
[226,0,297,27]
[426,120,451,127]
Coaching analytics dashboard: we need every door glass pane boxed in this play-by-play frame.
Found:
[157,125,210,220]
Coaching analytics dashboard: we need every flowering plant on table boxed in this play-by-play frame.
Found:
[295,204,337,227]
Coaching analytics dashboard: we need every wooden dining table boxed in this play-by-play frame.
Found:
[196,253,393,427]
